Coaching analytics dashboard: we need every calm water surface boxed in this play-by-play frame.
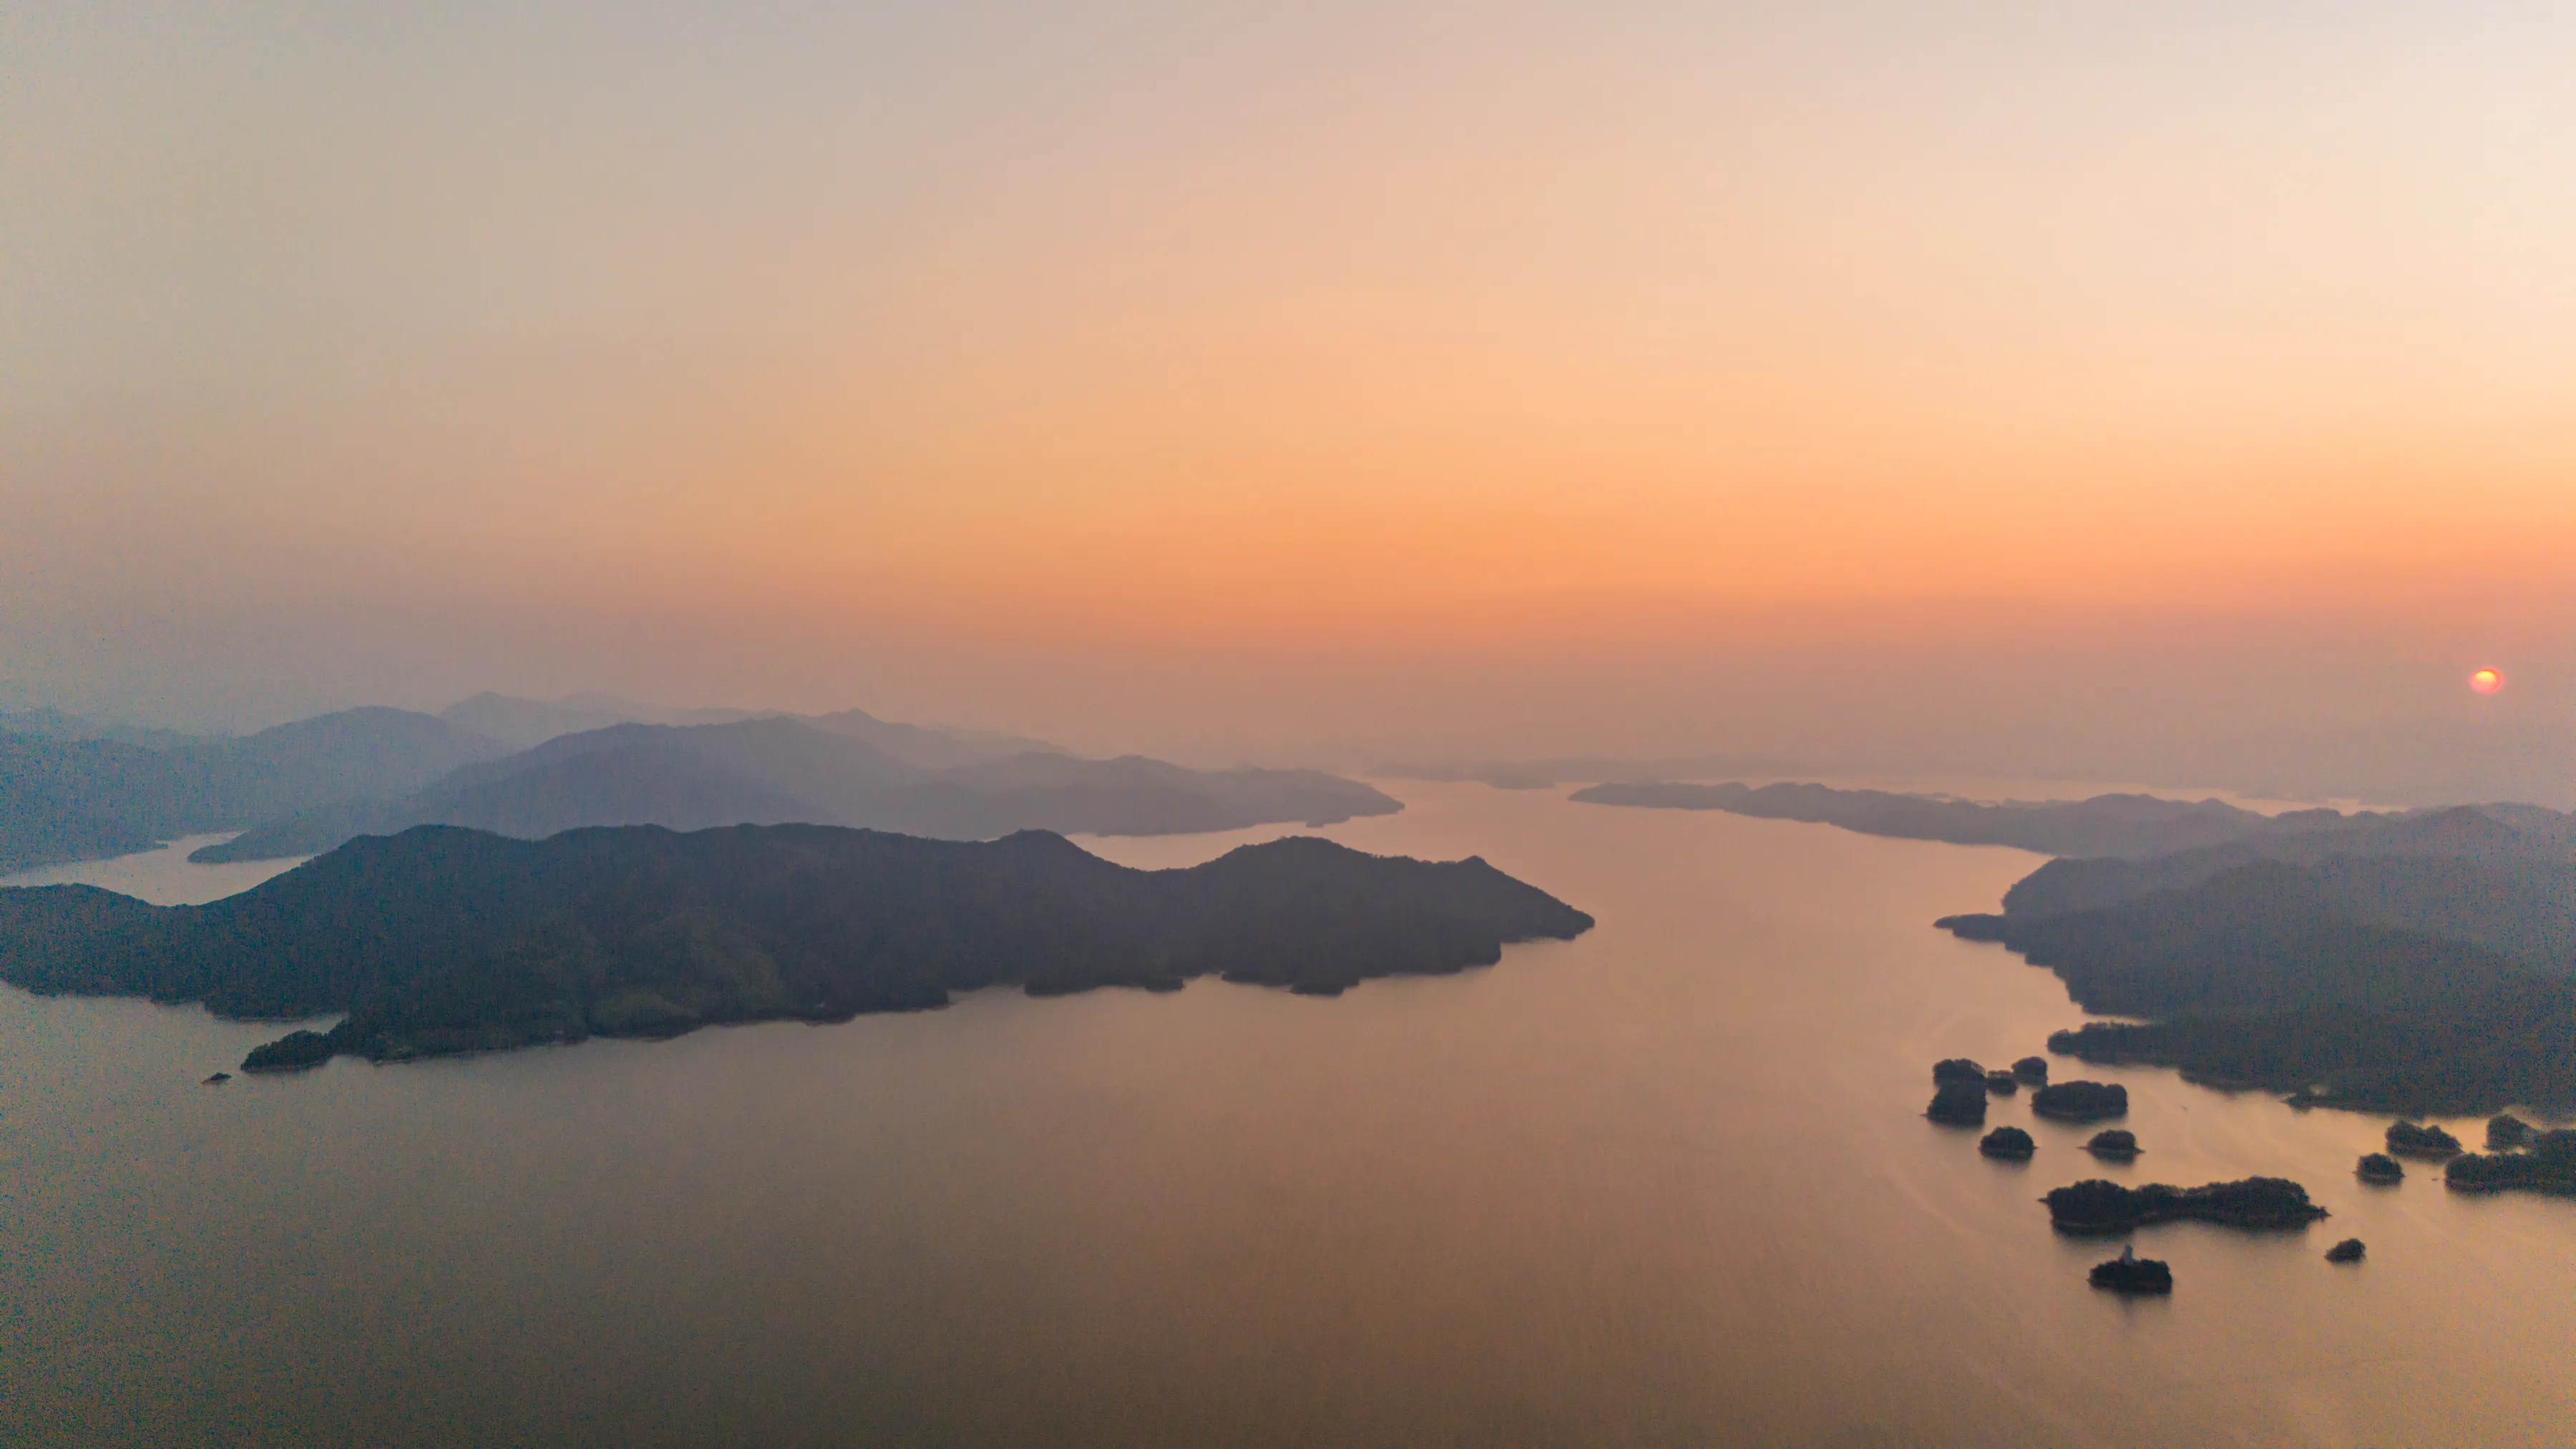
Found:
[2,789,2568,1447]
[0,834,309,906]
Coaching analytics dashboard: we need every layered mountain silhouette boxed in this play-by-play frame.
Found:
[193,716,1400,862]
[0,824,1594,1066]
[0,709,511,873]
[3,698,1399,874]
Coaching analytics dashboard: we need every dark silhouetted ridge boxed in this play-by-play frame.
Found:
[0,823,1592,1070]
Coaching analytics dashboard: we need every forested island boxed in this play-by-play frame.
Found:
[2043,1177,2328,1233]
[2089,1246,2173,1294]
[0,824,1593,1070]
[2031,1081,2128,1121]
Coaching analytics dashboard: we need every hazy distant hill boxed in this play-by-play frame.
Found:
[1425,717,2576,813]
[439,693,776,751]
[0,709,510,873]
[799,706,1064,769]
[439,692,1061,763]
[1385,754,1824,791]
[196,717,1402,862]
[0,736,180,871]
[1571,780,2368,859]
[1574,779,2576,872]
[0,824,1594,1067]
[0,707,201,751]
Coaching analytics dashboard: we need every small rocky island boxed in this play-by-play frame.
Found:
[2011,1056,2049,1085]
[2356,1153,2405,1184]
[2088,1245,2173,1294]
[0,824,1596,1071]
[1985,1069,2019,1096]
[2031,1080,2129,1122]
[2486,1113,2532,1150]
[2084,1129,2140,1161]
[2385,1121,2464,1158]
[1979,1126,2035,1159]
[2325,1238,2366,1263]
[2044,1176,2328,1234]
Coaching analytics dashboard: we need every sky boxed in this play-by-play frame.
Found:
[5,3,2572,794]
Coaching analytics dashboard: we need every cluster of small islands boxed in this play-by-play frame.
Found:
[1921,1050,2573,1294]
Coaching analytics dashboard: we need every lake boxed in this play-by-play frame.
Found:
[2,786,2568,1447]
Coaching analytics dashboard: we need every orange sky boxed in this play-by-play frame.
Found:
[4,3,2571,775]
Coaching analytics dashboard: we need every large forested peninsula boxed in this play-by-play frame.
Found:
[1930,807,2576,1113]
[0,824,1593,1070]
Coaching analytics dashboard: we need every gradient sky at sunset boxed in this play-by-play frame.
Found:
[5,3,2570,783]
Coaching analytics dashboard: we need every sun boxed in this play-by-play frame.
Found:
[2469,668,2505,694]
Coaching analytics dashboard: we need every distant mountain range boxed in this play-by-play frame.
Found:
[193,716,1402,862]
[0,824,1594,1068]
[0,696,1400,874]
[0,707,202,751]
[1571,780,2386,859]
[1384,754,1825,792]
[1575,779,2576,861]
[435,691,1066,759]
[1405,716,2576,813]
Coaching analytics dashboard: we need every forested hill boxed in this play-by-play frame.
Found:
[0,824,1593,1070]
[1936,847,2576,1113]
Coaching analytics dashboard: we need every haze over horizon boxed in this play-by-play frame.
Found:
[8,3,2570,791]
